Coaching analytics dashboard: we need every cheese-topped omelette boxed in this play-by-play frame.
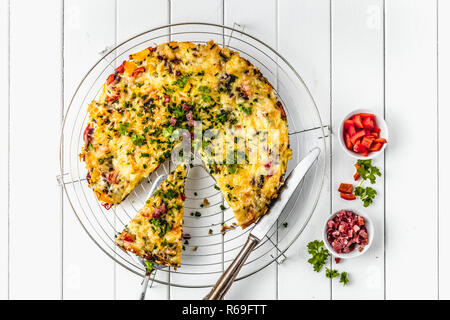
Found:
[115,164,186,268]
[80,40,291,228]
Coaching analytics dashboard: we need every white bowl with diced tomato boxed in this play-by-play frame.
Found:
[338,110,388,159]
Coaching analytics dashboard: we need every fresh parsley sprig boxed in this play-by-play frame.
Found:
[354,186,377,208]
[307,240,350,286]
[354,159,381,207]
[356,159,381,184]
[307,240,330,272]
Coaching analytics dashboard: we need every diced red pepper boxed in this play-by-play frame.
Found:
[340,192,356,200]
[338,183,353,194]
[344,133,353,149]
[361,136,374,149]
[353,114,364,129]
[121,232,134,242]
[369,142,383,151]
[359,113,375,119]
[131,66,145,78]
[344,120,354,129]
[350,130,366,145]
[115,61,126,74]
[374,138,387,144]
[353,141,367,154]
[362,117,375,129]
[373,126,381,134]
[347,125,356,137]
[107,74,115,85]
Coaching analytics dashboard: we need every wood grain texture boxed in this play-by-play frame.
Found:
[115,0,170,300]
[277,0,331,300]
[331,0,385,300]
[0,0,9,300]
[385,0,438,299]
[63,0,115,299]
[438,0,449,299]
[9,0,62,299]
[224,0,278,300]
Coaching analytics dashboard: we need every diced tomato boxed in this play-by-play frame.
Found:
[362,151,368,157]
[353,114,364,129]
[347,125,356,137]
[147,46,156,52]
[340,192,356,200]
[353,172,360,180]
[344,120,354,129]
[344,133,353,149]
[338,183,353,194]
[131,66,145,78]
[350,130,366,145]
[115,61,126,73]
[107,74,115,85]
[369,142,383,151]
[362,117,375,129]
[361,136,374,149]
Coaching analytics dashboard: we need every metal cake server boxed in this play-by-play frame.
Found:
[138,173,168,300]
[203,147,321,300]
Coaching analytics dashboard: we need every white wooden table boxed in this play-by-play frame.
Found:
[1,0,448,300]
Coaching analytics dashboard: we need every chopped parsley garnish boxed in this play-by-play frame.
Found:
[325,268,340,279]
[131,134,145,146]
[144,260,154,274]
[119,122,130,136]
[239,104,253,115]
[172,74,190,89]
[340,272,349,286]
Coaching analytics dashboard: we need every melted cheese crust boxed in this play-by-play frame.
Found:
[115,165,186,268]
[81,40,291,228]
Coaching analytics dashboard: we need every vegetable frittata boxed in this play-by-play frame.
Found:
[80,40,291,228]
[115,165,186,268]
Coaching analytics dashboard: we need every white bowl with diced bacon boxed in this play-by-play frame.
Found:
[338,109,388,159]
[323,209,374,259]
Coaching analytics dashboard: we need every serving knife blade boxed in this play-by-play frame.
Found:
[204,147,321,300]
[250,147,321,241]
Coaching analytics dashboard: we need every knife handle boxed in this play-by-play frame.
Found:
[203,235,259,300]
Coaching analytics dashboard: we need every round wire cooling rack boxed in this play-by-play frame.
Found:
[59,22,327,288]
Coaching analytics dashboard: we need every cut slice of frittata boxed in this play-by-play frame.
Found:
[115,164,186,268]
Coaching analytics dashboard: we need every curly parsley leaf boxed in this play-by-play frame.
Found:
[340,272,349,286]
[326,268,340,279]
[356,159,381,184]
[354,186,377,207]
[307,240,330,272]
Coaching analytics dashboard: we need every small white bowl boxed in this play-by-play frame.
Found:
[323,209,374,259]
[338,109,388,160]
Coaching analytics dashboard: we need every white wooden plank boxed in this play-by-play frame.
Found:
[277,0,331,300]
[115,0,170,300]
[385,0,438,299]
[63,0,116,299]
[0,0,9,300]
[9,0,62,299]
[170,0,223,300]
[224,0,278,300]
[331,0,385,299]
[438,0,450,299]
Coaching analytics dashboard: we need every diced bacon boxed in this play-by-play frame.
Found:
[169,117,177,126]
[121,232,134,242]
[164,95,171,103]
[182,103,191,111]
[102,202,113,210]
[326,210,369,254]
